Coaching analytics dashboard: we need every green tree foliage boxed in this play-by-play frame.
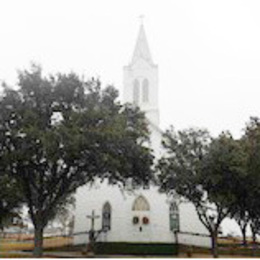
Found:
[0,104,23,233]
[159,127,210,204]
[201,132,247,256]
[0,65,153,257]
[0,173,22,232]
[225,137,250,246]
[158,128,245,258]
[242,117,260,247]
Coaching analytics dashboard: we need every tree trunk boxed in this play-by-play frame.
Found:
[33,226,44,257]
[241,225,247,246]
[253,232,256,244]
[252,231,257,256]
[211,231,219,258]
[250,223,257,256]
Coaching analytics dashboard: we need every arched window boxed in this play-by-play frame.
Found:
[169,202,179,231]
[142,78,149,103]
[132,195,150,211]
[102,202,111,231]
[133,79,140,105]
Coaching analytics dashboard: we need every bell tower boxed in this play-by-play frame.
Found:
[123,22,160,127]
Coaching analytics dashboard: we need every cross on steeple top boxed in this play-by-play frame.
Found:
[139,15,145,25]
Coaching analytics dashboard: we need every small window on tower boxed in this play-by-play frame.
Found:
[133,79,140,105]
[142,79,149,103]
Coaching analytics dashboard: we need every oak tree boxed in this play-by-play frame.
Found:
[0,65,153,256]
[158,128,244,257]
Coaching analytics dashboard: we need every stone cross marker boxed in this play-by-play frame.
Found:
[85,210,100,254]
[87,210,100,231]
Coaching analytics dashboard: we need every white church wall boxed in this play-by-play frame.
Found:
[73,181,177,245]
[178,233,211,248]
[179,202,208,235]
[148,125,164,159]
[73,180,211,247]
[178,201,211,248]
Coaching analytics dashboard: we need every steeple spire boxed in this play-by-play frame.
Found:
[124,20,159,127]
[131,21,153,65]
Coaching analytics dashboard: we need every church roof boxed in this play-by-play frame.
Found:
[131,24,154,65]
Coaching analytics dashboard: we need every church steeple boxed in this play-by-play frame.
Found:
[123,22,160,127]
[131,23,154,65]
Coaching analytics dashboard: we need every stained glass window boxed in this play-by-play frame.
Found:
[102,202,111,231]
[169,202,179,231]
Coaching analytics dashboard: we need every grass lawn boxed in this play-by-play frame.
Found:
[1,235,260,258]
[0,236,72,257]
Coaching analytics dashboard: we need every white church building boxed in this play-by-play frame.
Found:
[73,23,210,254]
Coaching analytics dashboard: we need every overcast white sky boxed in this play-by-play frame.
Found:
[1,0,260,138]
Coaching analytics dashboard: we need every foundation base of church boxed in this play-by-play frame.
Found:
[85,242,178,256]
